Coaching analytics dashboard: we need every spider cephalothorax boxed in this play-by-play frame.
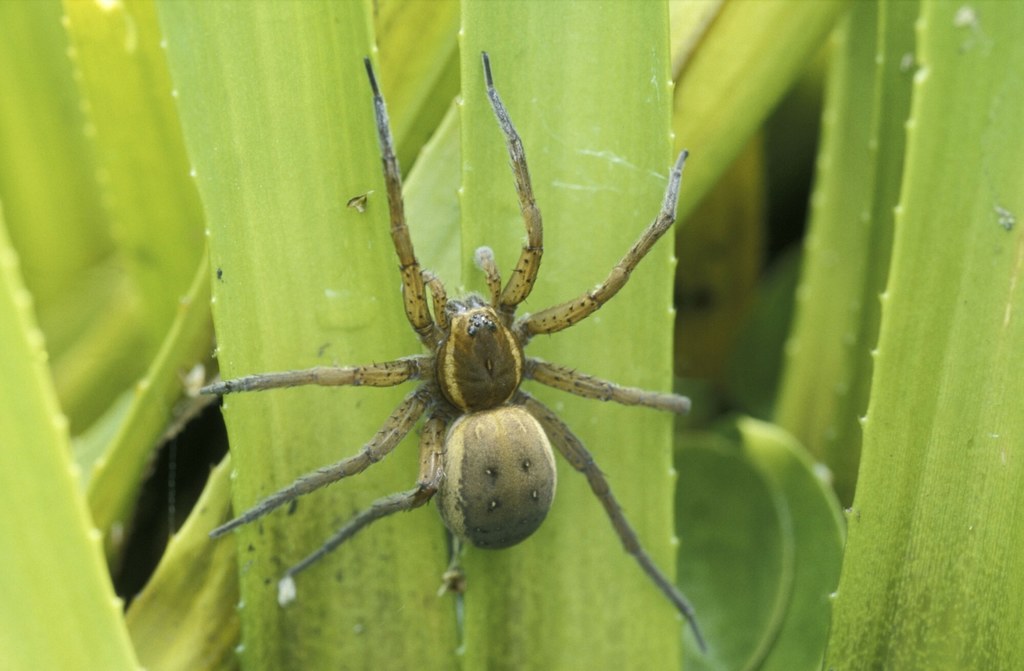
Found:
[206,52,703,650]
[437,298,523,412]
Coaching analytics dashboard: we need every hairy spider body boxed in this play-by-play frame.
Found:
[206,52,704,650]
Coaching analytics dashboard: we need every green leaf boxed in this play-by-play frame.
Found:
[157,2,457,668]
[85,252,213,563]
[826,0,1024,667]
[677,430,790,671]
[0,216,138,670]
[738,419,844,671]
[63,0,205,345]
[460,2,687,667]
[679,418,844,671]
[0,0,149,431]
[671,0,849,222]
[775,0,917,504]
[376,0,460,169]
[405,101,462,281]
[0,1,111,307]
[725,247,801,419]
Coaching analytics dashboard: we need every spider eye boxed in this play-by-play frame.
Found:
[466,312,496,336]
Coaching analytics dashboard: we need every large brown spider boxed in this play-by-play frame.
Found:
[206,52,703,650]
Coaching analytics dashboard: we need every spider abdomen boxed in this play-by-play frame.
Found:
[437,306,523,411]
[438,406,556,549]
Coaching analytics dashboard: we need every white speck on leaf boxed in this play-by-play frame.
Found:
[995,204,1015,231]
[278,576,297,606]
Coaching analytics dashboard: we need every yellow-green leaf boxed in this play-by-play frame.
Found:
[0,215,138,670]
[827,1,1024,666]
[460,1,687,667]
[157,2,457,667]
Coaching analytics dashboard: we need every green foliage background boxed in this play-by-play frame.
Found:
[1,1,1021,670]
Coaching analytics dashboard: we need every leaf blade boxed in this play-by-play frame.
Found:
[158,2,458,667]
[460,2,685,666]
[826,1,1024,666]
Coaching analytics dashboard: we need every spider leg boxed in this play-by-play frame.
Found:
[482,52,543,318]
[422,270,450,336]
[209,386,431,539]
[201,355,431,395]
[517,391,706,652]
[437,532,466,596]
[525,358,690,414]
[364,58,434,344]
[515,151,688,341]
[474,246,503,309]
[278,412,448,605]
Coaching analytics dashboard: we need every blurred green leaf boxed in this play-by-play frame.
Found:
[775,0,916,504]
[0,0,149,430]
[0,1,111,305]
[677,430,790,671]
[739,418,844,671]
[405,100,462,280]
[376,0,459,169]
[86,252,212,564]
[671,0,848,223]
[725,247,801,419]
[0,215,138,670]
[63,0,205,343]
[679,417,844,671]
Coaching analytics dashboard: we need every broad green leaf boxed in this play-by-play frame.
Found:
[157,2,457,668]
[0,216,138,670]
[826,1,1024,667]
[738,418,844,671]
[460,2,686,667]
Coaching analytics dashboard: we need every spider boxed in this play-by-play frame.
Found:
[206,52,704,650]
